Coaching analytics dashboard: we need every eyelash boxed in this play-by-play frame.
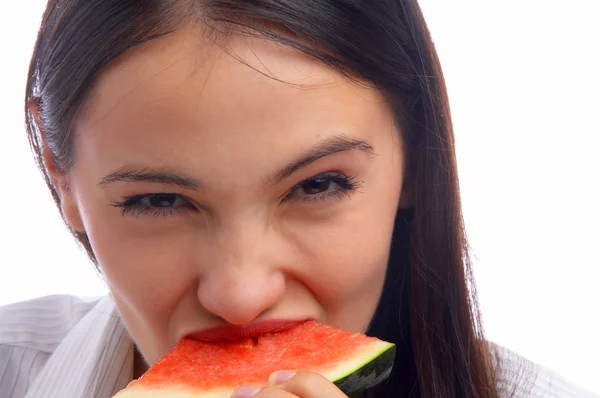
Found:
[283,173,361,203]
[111,172,362,218]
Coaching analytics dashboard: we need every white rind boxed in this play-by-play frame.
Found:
[113,386,231,398]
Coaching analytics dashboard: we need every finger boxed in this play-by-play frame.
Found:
[231,385,299,398]
[251,386,298,398]
[268,370,348,398]
[231,386,265,398]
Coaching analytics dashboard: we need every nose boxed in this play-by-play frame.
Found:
[196,227,286,325]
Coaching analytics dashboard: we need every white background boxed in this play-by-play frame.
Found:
[0,0,598,394]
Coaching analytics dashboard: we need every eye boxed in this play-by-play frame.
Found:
[296,177,334,195]
[285,172,361,203]
[111,193,194,217]
[140,193,184,208]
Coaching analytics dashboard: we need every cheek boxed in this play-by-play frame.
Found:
[75,190,198,328]
[295,214,392,285]
[281,202,397,330]
[281,164,402,330]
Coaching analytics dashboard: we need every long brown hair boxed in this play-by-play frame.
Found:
[26,1,503,396]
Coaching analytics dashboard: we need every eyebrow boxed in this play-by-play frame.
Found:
[97,165,202,190]
[268,135,375,184]
[97,135,374,189]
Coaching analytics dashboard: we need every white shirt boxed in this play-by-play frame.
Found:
[0,295,597,398]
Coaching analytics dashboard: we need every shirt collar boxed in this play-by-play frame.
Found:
[25,296,134,398]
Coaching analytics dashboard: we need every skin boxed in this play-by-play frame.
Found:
[44,24,408,396]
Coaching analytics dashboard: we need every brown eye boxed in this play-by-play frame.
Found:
[298,177,333,195]
[285,172,360,203]
[112,193,194,217]
[143,194,181,208]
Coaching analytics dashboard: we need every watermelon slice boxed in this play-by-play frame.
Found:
[113,320,395,397]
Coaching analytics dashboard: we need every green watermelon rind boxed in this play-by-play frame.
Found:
[331,340,396,394]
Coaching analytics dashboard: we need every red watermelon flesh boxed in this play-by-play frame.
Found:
[113,320,395,397]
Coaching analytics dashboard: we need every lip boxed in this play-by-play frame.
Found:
[185,319,311,342]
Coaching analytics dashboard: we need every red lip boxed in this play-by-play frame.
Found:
[185,319,310,342]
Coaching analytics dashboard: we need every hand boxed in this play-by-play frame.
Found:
[232,370,350,398]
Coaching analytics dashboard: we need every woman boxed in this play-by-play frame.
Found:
[0,0,595,397]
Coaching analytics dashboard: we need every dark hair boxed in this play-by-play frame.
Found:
[26,1,505,396]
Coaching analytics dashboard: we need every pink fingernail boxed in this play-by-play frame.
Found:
[231,385,262,398]
[269,370,296,385]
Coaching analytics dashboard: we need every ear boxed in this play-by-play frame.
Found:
[29,98,86,233]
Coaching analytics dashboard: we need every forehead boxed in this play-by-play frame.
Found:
[74,24,392,174]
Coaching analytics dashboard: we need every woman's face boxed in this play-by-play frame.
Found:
[55,25,407,365]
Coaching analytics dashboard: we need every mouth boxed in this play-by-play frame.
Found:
[185,319,311,342]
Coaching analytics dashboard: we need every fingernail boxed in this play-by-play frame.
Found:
[231,385,262,398]
[269,370,296,385]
